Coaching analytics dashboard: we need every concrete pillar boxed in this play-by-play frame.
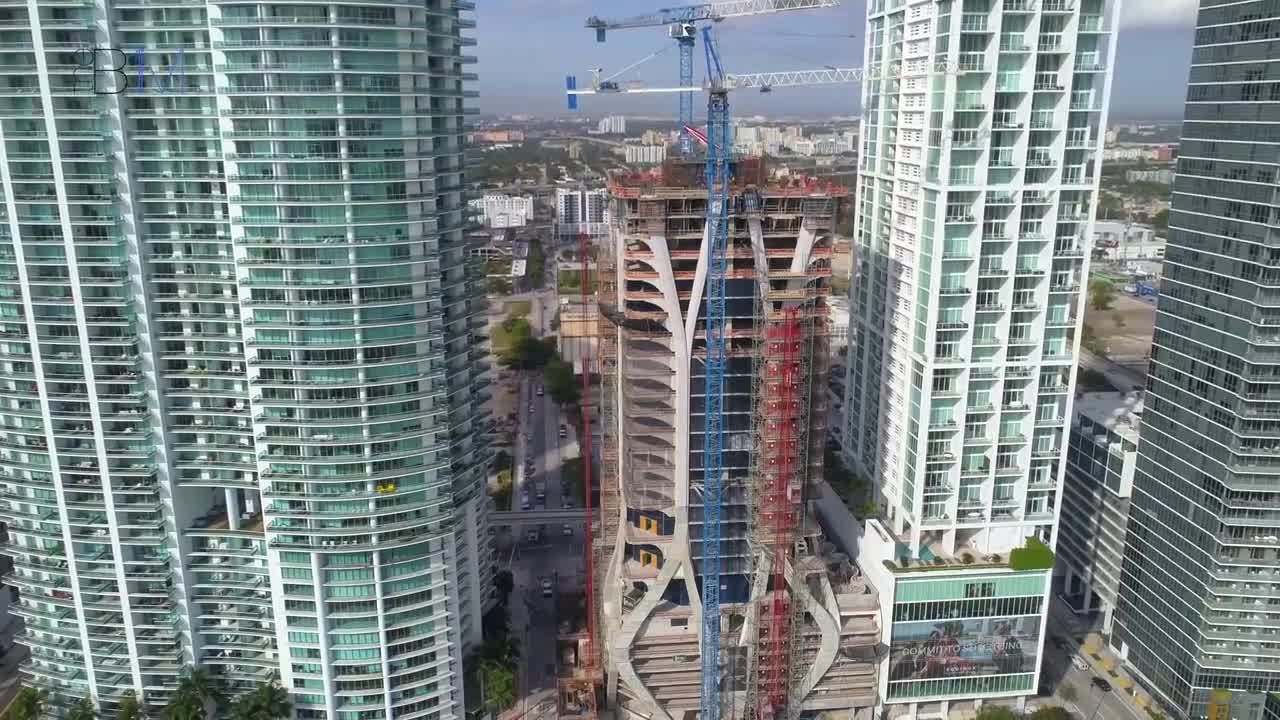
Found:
[224,487,240,530]
[1081,577,1093,612]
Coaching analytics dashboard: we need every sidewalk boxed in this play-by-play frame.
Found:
[1078,632,1157,718]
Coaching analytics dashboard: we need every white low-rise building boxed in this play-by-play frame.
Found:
[624,144,667,165]
[469,193,534,228]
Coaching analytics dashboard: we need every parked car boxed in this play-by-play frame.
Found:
[540,578,553,597]
[562,524,573,537]
[559,425,568,438]
[1072,656,1089,672]
[537,385,545,396]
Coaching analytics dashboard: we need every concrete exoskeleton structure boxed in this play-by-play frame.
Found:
[595,159,880,720]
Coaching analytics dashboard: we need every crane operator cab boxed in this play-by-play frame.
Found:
[669,22,697,40]
[591,68,620,93]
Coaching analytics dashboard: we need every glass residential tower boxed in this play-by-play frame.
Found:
[845,0,1120,713]
[0,0,493,717]
[1113,1,1280,716]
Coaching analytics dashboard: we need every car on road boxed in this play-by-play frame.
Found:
[526,528,541,543]
[540,578,553,597]
[1091,677,1112,693]
[536,490,546,502]
[528,404,534,415]
[563,497,575,508]
[537,385,544,396]
[559,425,567,438]
[1071,655,1089,672]
[562,524,573,536]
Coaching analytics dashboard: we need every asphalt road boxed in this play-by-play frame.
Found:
[496,238,584,716]
[503,364,584,716]
[513,370,569,517]
[1038,599,1145,720]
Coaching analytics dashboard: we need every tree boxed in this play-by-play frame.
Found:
[160,695,204,720]
[117,692,143,720]
[478,659,516,711]
[67,698,98,720]
[1152,207,1169,231]
[163,667,224,720]
[975,706,1020,720]
[543,359,579,406]
[1089,278,1116,311]
[495,570,514,599]
[4,688,46,720]
[480,633,521,668]
[1028,708,1073,720]
[230,674,291,720]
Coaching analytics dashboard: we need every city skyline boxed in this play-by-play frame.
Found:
[474,0,1196,117]
[0,0,1257,718]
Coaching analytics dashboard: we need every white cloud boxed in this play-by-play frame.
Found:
[1120,0,1198,28]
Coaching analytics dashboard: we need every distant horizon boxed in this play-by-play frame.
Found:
[473,112,1186,126]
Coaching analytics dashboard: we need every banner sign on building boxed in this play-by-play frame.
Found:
[887,616,1041,682]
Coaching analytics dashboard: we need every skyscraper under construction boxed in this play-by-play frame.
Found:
[594,158,881,720]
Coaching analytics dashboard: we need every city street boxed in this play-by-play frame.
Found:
[501,363,585,718]
[1037,599,1145,720]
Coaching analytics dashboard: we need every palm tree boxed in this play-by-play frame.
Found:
[479,634,521,669]
[230,674,291,720]
[163,667,224,720]
[159,694,204,720]
[2,688,45,720]
[116,692,144,720]
[66,698,98,720]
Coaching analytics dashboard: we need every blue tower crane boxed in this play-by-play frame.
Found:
[584,0,837,157]
[699,26,730,720]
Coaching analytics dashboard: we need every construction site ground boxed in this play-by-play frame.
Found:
[1083,293,1157,371]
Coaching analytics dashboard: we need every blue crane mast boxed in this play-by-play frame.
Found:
[699,26,730,720]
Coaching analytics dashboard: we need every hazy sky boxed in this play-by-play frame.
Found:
[473,0,1198,119]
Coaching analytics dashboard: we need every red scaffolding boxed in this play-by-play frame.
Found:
[755,308,805,720]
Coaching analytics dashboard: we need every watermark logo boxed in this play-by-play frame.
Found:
[74,47,186,95]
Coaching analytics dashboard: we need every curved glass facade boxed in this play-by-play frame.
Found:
[0,0,492,716]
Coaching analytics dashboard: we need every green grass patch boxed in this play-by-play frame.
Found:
[504,300,532,317]
[558,270,585,293]
[529,239,545,289]
[490,315,530,355]
[487,275,513,296]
